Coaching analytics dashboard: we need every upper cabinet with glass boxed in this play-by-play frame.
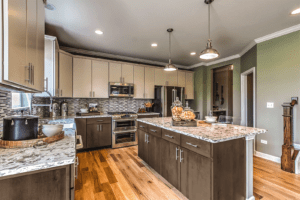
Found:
[1,0,45,93]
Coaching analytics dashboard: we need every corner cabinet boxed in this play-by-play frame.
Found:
[2,0,45,92]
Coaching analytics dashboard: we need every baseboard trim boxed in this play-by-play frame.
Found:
[255,151,281,163]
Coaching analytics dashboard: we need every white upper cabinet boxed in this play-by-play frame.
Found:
[109,62,122,83]
[122,64,134,83]
[92,60,109,98]
[144,67,155,99]
[178,71,186,88]
[165,70,178,86]
[133,66,145,99]
[186,72,194,99]
[2,0,45,92]
[73,58,92,98]
[155,68,166,86]
[59,51,73,98]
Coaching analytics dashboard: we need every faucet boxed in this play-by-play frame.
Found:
[30,90,53,116]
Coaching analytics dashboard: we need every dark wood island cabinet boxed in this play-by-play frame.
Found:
[137,121,247,200]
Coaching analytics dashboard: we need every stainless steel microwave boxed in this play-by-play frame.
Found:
[109,82,134,97]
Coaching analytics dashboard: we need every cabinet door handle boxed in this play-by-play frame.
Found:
[176,147,179,160]
[150,129,157,133]
[25,64,31,83]
[123,77,124,83]
[30,63,32,84]
[180,149,183,162]
[186,142,198,148]
[140,125,144,128]
[100,125,102,132]
[61,90,63,97]
[32,64,34,85]
[93,91,95,97]
[97,125,100,132]
[165,134,174,139]
[75,156,79,179]
[145,133,147,142]
[147,134,149,143]
[45,78,48,91]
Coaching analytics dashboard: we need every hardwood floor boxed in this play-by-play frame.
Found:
[75,146,300,200]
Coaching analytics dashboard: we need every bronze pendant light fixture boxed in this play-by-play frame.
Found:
[200,0,220,60]
[164,28,177,71]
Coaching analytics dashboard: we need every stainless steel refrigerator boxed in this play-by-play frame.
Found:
[153,86,185,117]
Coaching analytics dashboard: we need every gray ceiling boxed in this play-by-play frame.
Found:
[45,0,300,66]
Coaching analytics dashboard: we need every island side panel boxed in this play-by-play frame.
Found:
[212,138,246,200]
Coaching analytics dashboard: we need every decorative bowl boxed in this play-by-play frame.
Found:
[42,124,63,137]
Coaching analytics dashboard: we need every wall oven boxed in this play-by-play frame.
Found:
[109,82,134,97]
[109,112,138,148]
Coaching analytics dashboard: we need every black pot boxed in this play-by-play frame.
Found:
[3,115,39,141]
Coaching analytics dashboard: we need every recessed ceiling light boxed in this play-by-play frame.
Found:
[95,30,103,35]
[291,8,300,15]
[190,52,196,55]
[151,43,158,47]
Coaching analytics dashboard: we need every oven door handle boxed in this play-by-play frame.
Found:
[112,119,136,122]
[113,129,137,134]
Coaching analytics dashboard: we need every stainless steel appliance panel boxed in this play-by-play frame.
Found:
[109,82,134,97]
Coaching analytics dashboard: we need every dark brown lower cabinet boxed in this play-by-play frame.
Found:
[87,123,111,148]
[0,165,73,200]
[75,118,87,148]
[160,139,181,189]
[138,129,148,163]
[147,134,161,173]
[180,148,211,200]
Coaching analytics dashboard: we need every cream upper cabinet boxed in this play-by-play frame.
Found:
[34,0,45,92]
[165,70,178,86]
[186,72,194,99]
[3,0,44,92]
[59,52,73,98]
[3,0,28,87]
[92,60,109,98]
[122,64,134,83]
[145,67,155,99]
[133,66,145,99]
[155,68,166,86]
[178,71,186,88]
[73,58,92,98]
[109,62,122,83]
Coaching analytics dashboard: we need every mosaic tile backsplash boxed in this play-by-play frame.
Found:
[32,97,153,117]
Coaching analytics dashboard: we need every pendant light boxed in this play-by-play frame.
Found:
[164,28,177,71]
[200,0,219,60]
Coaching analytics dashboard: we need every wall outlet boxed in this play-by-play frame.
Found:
[267,102,274,108]
[261,140,268,144]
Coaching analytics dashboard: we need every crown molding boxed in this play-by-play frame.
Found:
[60,46,190,69]
[188,23,300,69]
[254,23,300,43]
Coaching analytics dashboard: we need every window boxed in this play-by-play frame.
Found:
[12,93,31,109]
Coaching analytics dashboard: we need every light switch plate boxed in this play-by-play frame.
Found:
[267,102,274,108]
[261,140,268,144]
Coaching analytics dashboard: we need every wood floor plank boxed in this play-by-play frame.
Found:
[76,148,300,200]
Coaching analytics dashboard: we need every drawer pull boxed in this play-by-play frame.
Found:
[150,129,157,132]
[186,142,198,148]
[140,125,145,128]
[97,120,103,122]
[165,135,174,139]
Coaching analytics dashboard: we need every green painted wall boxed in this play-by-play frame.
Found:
[257,30,300,157]
[192,58,241,124]
[241,45,257,73]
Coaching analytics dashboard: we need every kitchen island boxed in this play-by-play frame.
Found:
[137,117,267,200]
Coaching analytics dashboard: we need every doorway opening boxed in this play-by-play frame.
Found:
[241,67,256,128]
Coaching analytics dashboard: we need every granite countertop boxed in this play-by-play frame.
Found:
[137,117,267,143]
[0,128,76,178]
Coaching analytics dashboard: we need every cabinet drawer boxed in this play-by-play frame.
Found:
[87,117,111,124]
[181,135,211,158]
[137,122,148,132]
[148,125,162,137]
[162,129,180,145]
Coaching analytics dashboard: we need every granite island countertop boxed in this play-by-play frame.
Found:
[0,128,76,178]
[137,117,267,143]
